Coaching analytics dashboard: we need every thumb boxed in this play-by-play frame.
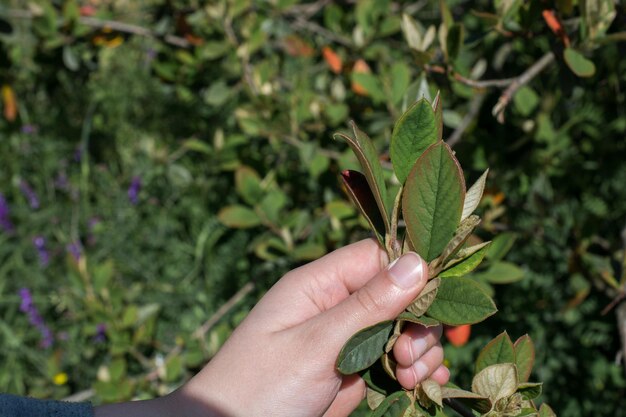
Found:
[316,252,428,347]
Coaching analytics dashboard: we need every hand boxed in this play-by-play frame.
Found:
[95,239,448,417]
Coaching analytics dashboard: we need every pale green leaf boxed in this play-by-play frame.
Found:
[401,14,423,50]
[421,378,443,407]
[432,91,443,141]
[486,232,517,261]
[474,261,524,284]
[538,403,557,417]
[402,142,465,261]
[391,99,439,184]
[337,321,393,374]
[462,169,489,220]
[427,277,497,325]
[396,312,440,327]
[471,363,518,402]
[439,215,481,264]
[217,205,261,228]
[440,243,490,278]
[235,166,263,205]
[367,387,387,410]
[407,278,440,316]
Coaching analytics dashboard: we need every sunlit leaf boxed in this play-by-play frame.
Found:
[440,243,490,278]
[427,277,497,325]
[475,331,515,374]
[217,205,261,228]
[462,169,489,220]
[421,378,443,406]
[514,335,535,382]
[407,278,440,316]
[471,363,518,402]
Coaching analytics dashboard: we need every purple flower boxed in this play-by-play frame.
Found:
[128,176,142,205]
[54,173,69,191]
[0,193,14,233]
[33,236,50,267]
[18,288,54,349]
[20,124,38,135]
[67,241,82,262]
[93,323,107,343]
[19,180,40,210]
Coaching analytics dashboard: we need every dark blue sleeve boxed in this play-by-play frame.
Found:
[0,393,93,417]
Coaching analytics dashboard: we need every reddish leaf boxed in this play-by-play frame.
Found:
[341,170,386,243]
[322,46,342,73]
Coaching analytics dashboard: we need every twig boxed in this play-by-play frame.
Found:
[444,398,476,417]
[5,9,190,48]
[452,73,517,89]
[446,93,486,148]
[193,282,255,339]
[492,52,555,123]
[283,0,332,18]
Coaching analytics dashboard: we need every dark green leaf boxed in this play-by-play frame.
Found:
[403,142,465,261]
[514,86,540,117]
[446,24,465,61]
[372,391,412,417]
[337,321,394,374]
[564,48,596,77]
[514,335,535,382]
[341,170,386,244]
[390,99,438,184]
[475,331,515,374]
[335,123,390,230]
[517,382,543,400]
[427,277,497,325]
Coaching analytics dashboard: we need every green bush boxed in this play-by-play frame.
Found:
[1,0,625,415]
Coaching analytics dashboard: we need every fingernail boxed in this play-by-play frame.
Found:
[388,252,425,289]
[414,361,429,382]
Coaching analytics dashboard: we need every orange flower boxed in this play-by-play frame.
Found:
[351,59,371,96]
[322,46,342,74]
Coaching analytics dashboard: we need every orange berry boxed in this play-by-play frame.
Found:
[351,59,371,96]
[322,46,342,74]
[444,324,471,347]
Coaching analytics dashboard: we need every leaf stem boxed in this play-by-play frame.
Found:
[387,185,404,260]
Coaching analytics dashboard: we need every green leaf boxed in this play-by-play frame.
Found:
[474,261,524,284]
[217,205,261,228]
[396,312,440,327]
[427,277,497,325]
[341,170,386,244]
[471,363,518,402]
[517,382,543,400]
[352,73,386,103]
[403,142,465,261]
[432,91,443,141]
[235,166,263,205]
[337,321,394,374]
[391,62,411,105]
[258,190,288,225]
[335,123,390,230]
[367,387,387,410]
[439,215,481,264]
[292,243,326,261]
[372,391,412,417]
[462,169,489,220]
[62,45,80,71]
[538,403,557,417]
[564,48,596,77]
[390,99,439,184]
[514,335,535,382]
[514,87,540,117]
[401,13,423,51]
[407,278,440,316]
[446,24,465,61]
[486,232,517,261]
[475,331,515,374]
[440,243,490,278]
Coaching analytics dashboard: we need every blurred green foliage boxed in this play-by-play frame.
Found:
[0,0,625,415]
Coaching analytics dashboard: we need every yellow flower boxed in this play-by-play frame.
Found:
[53,372,68,386]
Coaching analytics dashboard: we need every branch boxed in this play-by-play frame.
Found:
[444,398,477,417]
[192,282,255,339]
[290,17,353,47]
[5,9,191,48]
[492,52,555,123]
[446,93,486,148]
